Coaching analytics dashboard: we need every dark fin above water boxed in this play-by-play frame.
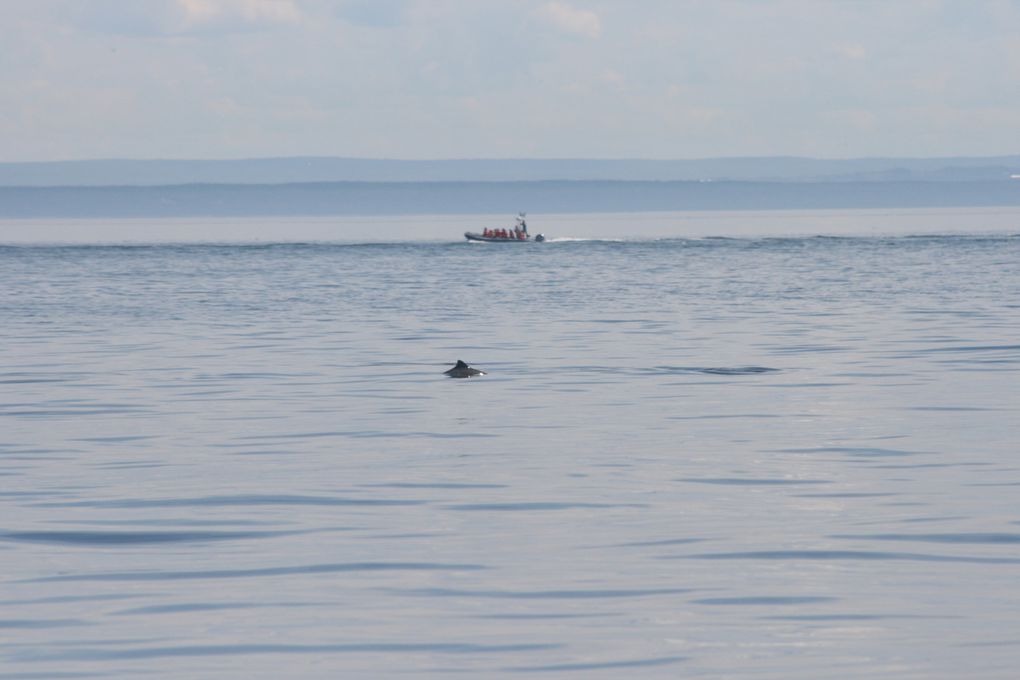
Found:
[444,360,486,378]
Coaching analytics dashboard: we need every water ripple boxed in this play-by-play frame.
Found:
[916,344,1020,353]
[691,596,836,606]
[561,365,780,377]
[832,533,1020,545]
[236,430,496,440]
[614,538,706,548]
[505,655,688,672]
[0,618,89,629]
[30,562,487,583]
[390,587,693,599]
[445,502,644,511]
[33,494,427,509]
[650,366,780,376]
[794,492,898,498]
[112,602,325,616]
[10,642,559,663]
[676,550,1020,564]
[764,614,961,621]
[678,478,829,486]
[0,529,305,546]
[361,482,507,489]
[774,447,926,457]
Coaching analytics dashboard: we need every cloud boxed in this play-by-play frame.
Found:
[834,43,867,61]
[58,0,304,36]
[176,0,302,30]
[535,2,601,38]
[4,0,1020,160]
[334,0,407,28]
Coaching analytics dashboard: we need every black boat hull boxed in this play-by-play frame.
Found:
[465,232,545,243]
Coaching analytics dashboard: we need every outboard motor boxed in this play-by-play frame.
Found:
[535,234,546,243]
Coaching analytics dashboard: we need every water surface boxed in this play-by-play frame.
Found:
[2,213,1019,678]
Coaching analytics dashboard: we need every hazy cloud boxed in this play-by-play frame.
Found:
[54,0,304,36]
[1,0,1019,160]
[333,0,407,28]
[535,2,601,38]
[176,0,303,29]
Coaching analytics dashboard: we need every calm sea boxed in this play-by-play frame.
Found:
[2,210,1019,678]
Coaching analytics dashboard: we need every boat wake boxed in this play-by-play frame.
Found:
[543,237,624,243]
[556,365,781,377]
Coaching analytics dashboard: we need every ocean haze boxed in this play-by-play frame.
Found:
[2,156,1020,186]
[2,179,1019,219]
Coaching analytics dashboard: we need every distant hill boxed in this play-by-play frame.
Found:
[1,156,1020,187]
[2,180,1019,218]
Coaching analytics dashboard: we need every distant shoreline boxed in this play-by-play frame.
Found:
[3,155,1020,187]
[2,179,1019,219]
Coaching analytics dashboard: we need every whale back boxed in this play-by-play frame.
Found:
[444,360,485,378]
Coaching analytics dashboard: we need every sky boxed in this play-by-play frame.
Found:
[2,0,1019,162]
